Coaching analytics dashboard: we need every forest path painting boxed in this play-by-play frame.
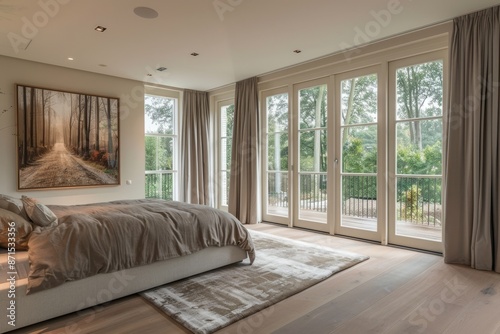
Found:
[17,85,119,190]
[19,143,117,188]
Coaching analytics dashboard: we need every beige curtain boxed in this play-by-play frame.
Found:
[444,6,500,272]
[229,77,260,224]
[180,90,210,205]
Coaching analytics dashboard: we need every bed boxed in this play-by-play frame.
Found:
[0,196,255,333]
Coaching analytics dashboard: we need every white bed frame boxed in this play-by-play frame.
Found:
[0,246,247,333]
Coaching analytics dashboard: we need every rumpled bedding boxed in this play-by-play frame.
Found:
[27,199,255,294]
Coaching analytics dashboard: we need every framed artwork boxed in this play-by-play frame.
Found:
[16,84,120,190]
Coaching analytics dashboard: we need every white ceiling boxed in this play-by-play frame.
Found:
[1,0,499,91]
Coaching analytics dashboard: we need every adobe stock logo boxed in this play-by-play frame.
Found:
[408,275,468,332]
[8,0,72,54]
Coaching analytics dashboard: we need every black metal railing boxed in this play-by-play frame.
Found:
[267,172,289,208]
[342,175,377,218]
[145,172,174,200]
[266,172,442,226]
[299,173,327,212]
[397,176,442,226]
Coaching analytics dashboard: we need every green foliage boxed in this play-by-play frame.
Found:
[145,95,175,135]
[401,185,423,222]
[145,136,173,171]
[267,94,289,171]
[297,86,327,173]
[397,141,442,175]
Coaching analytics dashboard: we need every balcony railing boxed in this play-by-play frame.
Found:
[396,176,442,226]
[267,173,442,227]
[342,175,377,219]
[267,172,289,208]
[145,172,174,200]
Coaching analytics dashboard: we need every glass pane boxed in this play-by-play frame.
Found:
[341,74,378,125]
[145,173,159,198]
[299,173,327,222]
[267,133,288,171]
[157,136,174,171]
[396,119,442,175]
[396,60,443,120]
[145,172,174,200]
[221,171,230,207]
[299,85,327,129]
[396,176,442,241]
[267,93,289,133]
[342,125,377,173]
[145,136,157,171]
[221,104,235,138]
[299,130,327,173]
[221,138,232,171]
[144,136,174,172]
[267,172,289,216]
[145,95,175,134]
[341,175,377,231]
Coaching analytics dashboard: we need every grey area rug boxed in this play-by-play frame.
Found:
[141,230,369,334]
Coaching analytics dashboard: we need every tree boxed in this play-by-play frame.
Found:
[106,97,114,168]
[396,61,443,149]
[21,86,28,166]
[145,96,174,134]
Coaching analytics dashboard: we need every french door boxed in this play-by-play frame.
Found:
[261,89,291,225]
[261,79,332,232]
[334,66,386,242]
[293,79,331,232]
[261,52,445,253]
[388,51,446,253]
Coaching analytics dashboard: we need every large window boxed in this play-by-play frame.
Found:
[389,56,444,251]
[218,102,234,208]
[263,91,289,224]
[145,94,178,200]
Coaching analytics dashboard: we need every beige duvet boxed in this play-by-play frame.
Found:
[27,199,255,294]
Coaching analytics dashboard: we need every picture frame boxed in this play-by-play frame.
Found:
[16,84,120,190]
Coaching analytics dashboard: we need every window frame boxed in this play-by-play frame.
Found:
[216,99,235,211]
[387,50,448,253]
[144,87,180,201]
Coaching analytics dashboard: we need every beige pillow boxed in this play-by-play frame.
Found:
[0,208,34,250]
[21,196,58,227]
[0,194,30,221]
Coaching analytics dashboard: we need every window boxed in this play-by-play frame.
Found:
[263,92,289,223]
[145,94,178,200]
[391,58,444,246]
[218,102,234,208]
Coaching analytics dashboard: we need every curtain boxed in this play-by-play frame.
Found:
[229,77,260,224]
[180,90,210,205]
[444,6,500,272]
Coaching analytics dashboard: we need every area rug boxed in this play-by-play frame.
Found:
[140,230,369,334]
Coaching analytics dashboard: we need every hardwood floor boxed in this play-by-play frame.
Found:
[11,223,500,334]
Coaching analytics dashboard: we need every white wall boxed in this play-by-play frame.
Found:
[0,55,145,205]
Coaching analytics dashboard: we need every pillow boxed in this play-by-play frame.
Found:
[0,194,30,221]
[0,208,34,250]
[21,196,58,227]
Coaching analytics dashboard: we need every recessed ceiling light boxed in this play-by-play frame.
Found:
[156,67,167,72]
[68,57,74,61]
[134,7,158,19]
[95,26,107,32]
[293,50,302,53]
[190,52,199,56]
